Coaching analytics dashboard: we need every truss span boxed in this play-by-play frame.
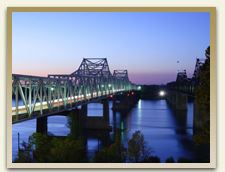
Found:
[12,58,138,118]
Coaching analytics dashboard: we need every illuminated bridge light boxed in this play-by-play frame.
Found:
[86,93,91,97]
[159,90,166,97]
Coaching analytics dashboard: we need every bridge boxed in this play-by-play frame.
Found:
[165,55,210,140]
[166,58,206,110]
[12,58,139,130]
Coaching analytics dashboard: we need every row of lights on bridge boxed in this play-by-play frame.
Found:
[51,85,165,98]
[50,84,141,92]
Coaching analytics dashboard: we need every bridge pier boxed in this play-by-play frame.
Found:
[102,99,109,123]
[36,116,48,135]
[68,109,84,139]
[81,104,88,117]
[112,91,139,112]
[85,99,110,130]
[166,91,187,111]
[173,110,188,134]
[68,100,111,130]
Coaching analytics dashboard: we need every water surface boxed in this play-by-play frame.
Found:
[12,99,196,162]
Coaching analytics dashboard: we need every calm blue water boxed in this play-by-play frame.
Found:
[12,99,195,162]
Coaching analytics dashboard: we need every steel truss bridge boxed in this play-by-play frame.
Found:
[166,58,205,95]
[12,58,138,120]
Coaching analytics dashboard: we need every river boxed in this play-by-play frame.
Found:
[12,99,198,162]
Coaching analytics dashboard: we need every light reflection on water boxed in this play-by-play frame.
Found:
[12,99,195,162]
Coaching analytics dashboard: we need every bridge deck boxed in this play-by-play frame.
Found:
[12,90,127,123]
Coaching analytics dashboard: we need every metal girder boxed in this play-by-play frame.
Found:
[193,58,205,81]
[113,70,129,81]
[12,58,138,117]
[71,58,112,78]
[176,70,188,83]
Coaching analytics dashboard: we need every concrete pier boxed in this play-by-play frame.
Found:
[166,90,187,111]
[85,99,110,130]
[69,99,111,130]
[36,116,48,135]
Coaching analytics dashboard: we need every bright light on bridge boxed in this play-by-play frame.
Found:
[137,86,141,90]
[159,90,166,97]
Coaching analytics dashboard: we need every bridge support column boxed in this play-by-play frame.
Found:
[72,101,111,130]
[68,109,84,139]
[84,99,111,130]
[36,116,48,135]
[102,99,109,124]
[166,91,187,111]
[81,104,87,117]
[175,92,187,110]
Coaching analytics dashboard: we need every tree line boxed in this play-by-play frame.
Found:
[15,130,193,163]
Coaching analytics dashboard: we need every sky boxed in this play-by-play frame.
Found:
[12,12,210,85]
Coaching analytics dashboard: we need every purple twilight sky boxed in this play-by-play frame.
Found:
[12,12,210,85]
